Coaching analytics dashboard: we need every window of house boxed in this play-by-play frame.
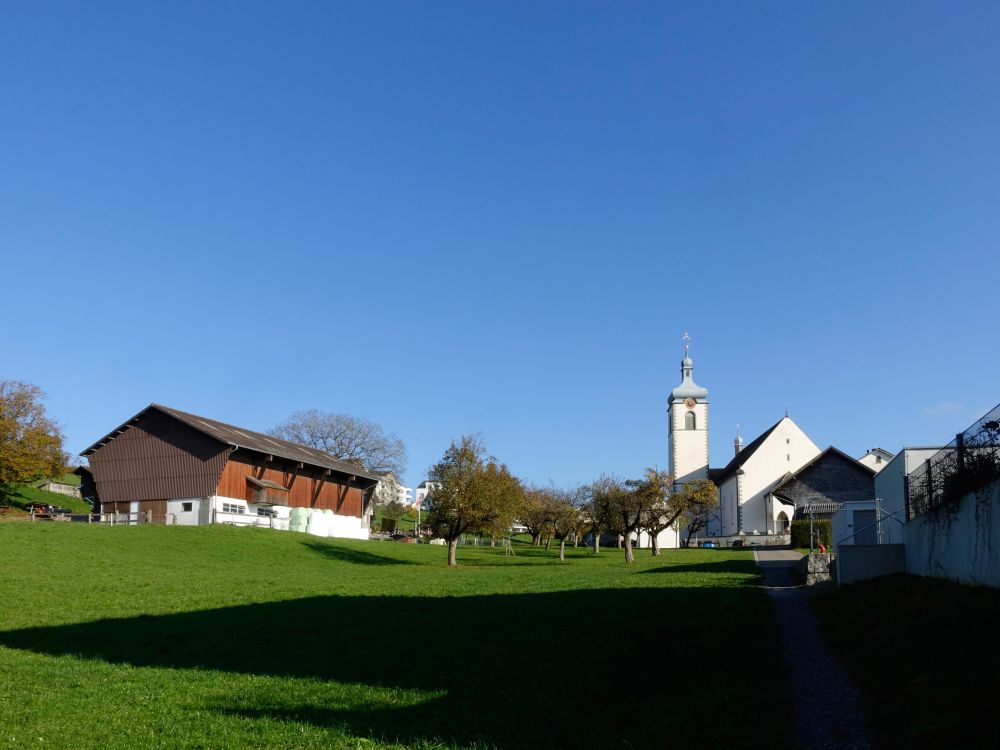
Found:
[786,454,790,461]
[222,503,245,514]
[876,455,883,463]
[685,411,696,430]
[182,502,193,512]
[257,508,277,518]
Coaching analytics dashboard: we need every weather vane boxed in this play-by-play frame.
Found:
[682,331,691,355]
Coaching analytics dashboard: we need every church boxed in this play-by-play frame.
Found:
[666,342,877,545]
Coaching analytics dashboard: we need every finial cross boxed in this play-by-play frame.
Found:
[682,331,691,355]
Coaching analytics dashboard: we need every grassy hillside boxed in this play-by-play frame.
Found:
[0,525,790,750]
[0,483,92,514]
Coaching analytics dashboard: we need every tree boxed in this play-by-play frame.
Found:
[673,479,719,547]
[595,474,652,564]
[550,491,579,562]
[521,488,556,546]
[633,468,675,556]
[270,409,407,477]
[426,435,523,566]
[0,380,68,491]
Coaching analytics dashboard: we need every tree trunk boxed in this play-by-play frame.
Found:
[616,535,622,549]
[532,532,541,546]
[651,532,660,556]
[490,537,496,547]
[544,534,551,550]
[624,534,634,564]
[594,531,601,556]
[559,537,566,561]
[447,538,458,566]
[573,534,579,548]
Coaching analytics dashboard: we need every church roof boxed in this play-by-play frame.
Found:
[714,417,786,484]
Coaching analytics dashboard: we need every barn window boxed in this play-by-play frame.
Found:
[222,503,245,514]
[182,502,193,512]
[685,411,696,430]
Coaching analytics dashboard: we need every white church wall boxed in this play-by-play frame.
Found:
[728,418,821,535]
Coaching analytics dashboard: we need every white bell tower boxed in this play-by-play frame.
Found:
[668,334,709,490]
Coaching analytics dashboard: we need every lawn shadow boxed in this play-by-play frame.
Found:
[304,541,416,566]
[0,585,788,749]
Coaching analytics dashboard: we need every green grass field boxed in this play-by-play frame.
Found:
[0,483,92,515]
[0,524,790,749]
[813,574,1000,750]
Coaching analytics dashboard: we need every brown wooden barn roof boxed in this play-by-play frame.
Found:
[81,404,381,484]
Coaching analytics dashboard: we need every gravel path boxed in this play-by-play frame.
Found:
[756,550,875,750]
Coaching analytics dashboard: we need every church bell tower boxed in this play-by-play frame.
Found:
[668,335,709,490]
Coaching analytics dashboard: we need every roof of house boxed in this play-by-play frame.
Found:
[81,403,381,484]
[714,417,786,484]
[771,446,876,494]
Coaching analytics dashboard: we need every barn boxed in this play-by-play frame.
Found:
[81,404,381,539]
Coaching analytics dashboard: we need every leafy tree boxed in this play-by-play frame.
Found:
[270,409,407,477]
[595,475,652,564]
[426,435,522,566]
[0,380,67,491]
[634,468,676,556]
[673,479,719,547]
[520,488,554,546]
[550,491,579,561]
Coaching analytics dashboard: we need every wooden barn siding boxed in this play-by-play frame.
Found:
[88,410,231,504]
[217,456,364,518]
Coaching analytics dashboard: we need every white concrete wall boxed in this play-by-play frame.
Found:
[904,479,1000,588]
[669,401,709,485]
[836,544,905,585]
[167,498,203,526]
[874,448,940,526]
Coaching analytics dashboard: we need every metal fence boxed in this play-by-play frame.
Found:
[907,403,1000,519]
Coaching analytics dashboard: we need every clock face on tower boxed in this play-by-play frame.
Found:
[684,398,696,409]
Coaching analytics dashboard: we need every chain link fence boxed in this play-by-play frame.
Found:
[907,403,1000,519]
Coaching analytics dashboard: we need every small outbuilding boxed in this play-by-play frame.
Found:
[81,404,381,539]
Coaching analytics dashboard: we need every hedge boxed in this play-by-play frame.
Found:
[790,519,832,549]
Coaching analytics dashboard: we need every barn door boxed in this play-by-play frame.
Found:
[139,500,168,524]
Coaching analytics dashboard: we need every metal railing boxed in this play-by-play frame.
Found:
[907,403,1000,519]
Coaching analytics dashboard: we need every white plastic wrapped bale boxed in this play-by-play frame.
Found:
[307,508,331,536]
[327,512,369,540]
[289,507,309,533]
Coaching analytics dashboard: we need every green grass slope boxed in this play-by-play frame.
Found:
[0,483,92,514]
[0,525,790,750]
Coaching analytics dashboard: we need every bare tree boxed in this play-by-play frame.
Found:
[270,410,407,477]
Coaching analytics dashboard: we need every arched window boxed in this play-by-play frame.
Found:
[685,411,696,430]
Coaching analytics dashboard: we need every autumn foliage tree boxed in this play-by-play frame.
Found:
[0,380,67,491]
[673,479,719,546]
[426,435,523,566]
[634,468,676,556]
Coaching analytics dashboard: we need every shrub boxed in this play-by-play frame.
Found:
[790,519,831,549]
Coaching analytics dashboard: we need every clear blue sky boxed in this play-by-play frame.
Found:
[3,2,998,489]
